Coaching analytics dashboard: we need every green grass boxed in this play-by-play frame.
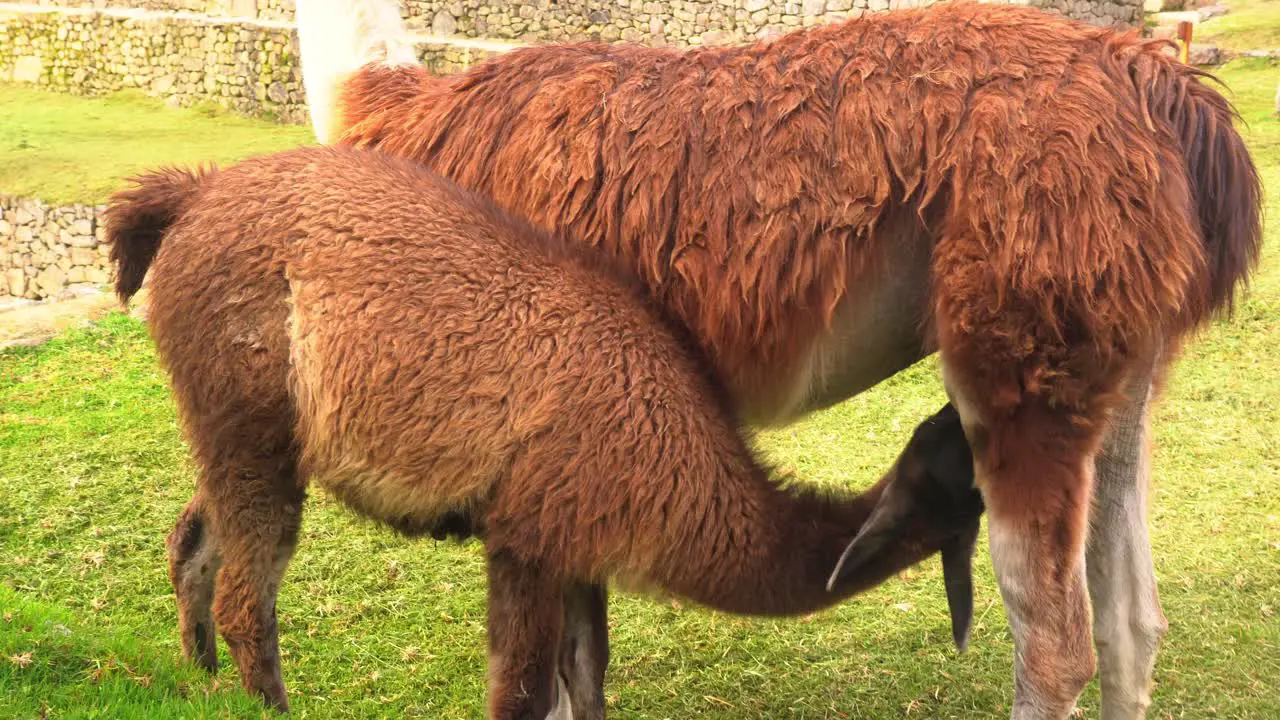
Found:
[0,85,313,206]
[1198,0,1280,52]
[2,60,1279,719]
[0,586,271,720]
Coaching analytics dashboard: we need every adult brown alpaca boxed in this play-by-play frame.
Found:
[106,146,983,719]
[296,1,1264,717]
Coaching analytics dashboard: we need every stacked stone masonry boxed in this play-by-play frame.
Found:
[28,0,1144,47]
[30,1,295,22]
[1,5,505,123]
[400,0,1145,45]
[1,196,109,299]
[1,7,310,121]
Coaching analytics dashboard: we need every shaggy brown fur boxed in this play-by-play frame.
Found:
[340,7,1258,411]
[325,3,1263,715]
[106,146,982,718]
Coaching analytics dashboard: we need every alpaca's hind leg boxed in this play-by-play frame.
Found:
[940,334,1113,720]
[558,582,609,719]
[950,391,1100,719]
[487,549,565,720]
[207,456,304,711]
[168,491,222,673]
[930,217,1161,717]
[1087,376,1167,720]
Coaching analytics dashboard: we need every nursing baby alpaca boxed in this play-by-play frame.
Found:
[107,146,981,718]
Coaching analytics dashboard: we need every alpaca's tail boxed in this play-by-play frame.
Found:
[296,0,417,144]
[104,167,211,302]
[1126,45,1264,322]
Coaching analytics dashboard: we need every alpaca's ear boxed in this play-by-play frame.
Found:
[941,518,980,652]
[825,489,909,592]
[828,505,979,653]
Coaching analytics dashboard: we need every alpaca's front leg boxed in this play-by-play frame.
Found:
[168,492,221,673]
[487,549,565,720]
[1087,376,1167,720]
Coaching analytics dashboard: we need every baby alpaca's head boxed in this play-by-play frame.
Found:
[830,404,984,650]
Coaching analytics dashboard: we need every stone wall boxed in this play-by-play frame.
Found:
[1,197,111,300]
[0,7,310,122]
[402,0,1145,46]
[26,0,1146,47]
[29,1,292,19]
[0,6,509,123]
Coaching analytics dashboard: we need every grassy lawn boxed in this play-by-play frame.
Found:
[1198,0,1280,52]
[2,60,1279,719]
[0,85,313,206]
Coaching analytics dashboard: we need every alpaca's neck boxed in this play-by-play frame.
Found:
[297,0,418,144]
[650,471,931,617]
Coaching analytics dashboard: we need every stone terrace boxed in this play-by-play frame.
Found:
[0,3,516,123]
[24,0,1145,48]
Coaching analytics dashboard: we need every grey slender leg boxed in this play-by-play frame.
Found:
[1087,377,1168,720]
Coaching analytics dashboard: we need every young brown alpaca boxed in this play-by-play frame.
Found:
[296,2,1264,717]
[106,146,983,718]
